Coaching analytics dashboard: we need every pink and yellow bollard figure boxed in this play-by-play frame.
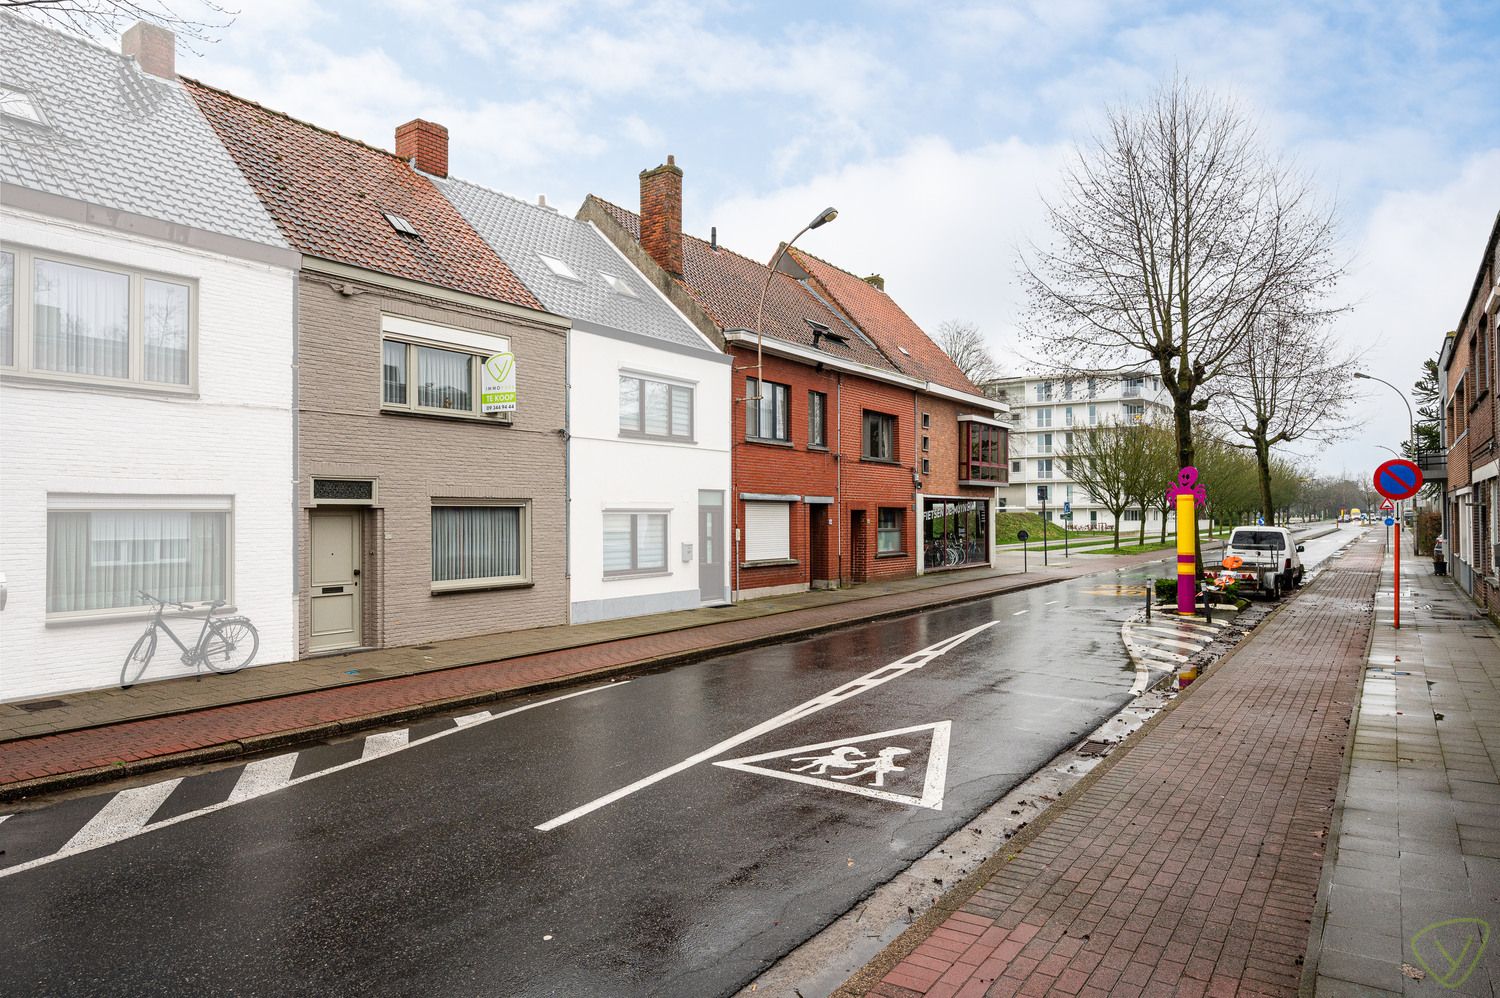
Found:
[1166,467,1207,616]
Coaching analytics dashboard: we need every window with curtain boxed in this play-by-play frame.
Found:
[418,345,472,411]
[960,422,1006,483]
[431,504,525,587]
[382,340,407,405]
[603,511,668,575]
[745,379,790,442]
[33,257,129,380]
[618,375,693,440]
[808,391,827,448]
[3,249,195,388]
[382,338,504,419]
[877,508,902,553]
[863,411,895,461]
[1,250,13,367]
[47,507,229,614]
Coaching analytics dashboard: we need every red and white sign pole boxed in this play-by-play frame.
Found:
[1373,459,1423,632]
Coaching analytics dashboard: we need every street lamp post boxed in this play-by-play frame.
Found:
[747,207,839,406]
[1354,372,1416,458]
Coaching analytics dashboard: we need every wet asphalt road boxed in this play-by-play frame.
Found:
[0,536,1348,997]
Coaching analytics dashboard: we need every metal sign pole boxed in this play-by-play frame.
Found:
[1041,495,1048,566]
[1395,520,1401,630]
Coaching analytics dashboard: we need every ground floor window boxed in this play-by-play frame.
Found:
[604,511,668,576]
[47,500,230,615]
[743,501,791,562]
[1123,509,1142,522]
[431,503,527,590]
[923,498,989,570]
[877,507,904,554]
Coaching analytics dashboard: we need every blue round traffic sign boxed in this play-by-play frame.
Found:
[1384,516,1395,526]
[1373,458,1423,501]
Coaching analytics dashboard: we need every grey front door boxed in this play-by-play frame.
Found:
[698,490,724,602]
[309,510,362,652]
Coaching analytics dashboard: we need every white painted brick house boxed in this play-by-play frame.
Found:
[0,17,299,699]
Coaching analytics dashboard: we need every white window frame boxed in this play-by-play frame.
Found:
[743,500,792,562]
[1035,407,1052,428]
[619,371,695,442]
[45,494,233,622]
[877,507,903,554]
[381,325,512,423]
[1,244,198,393]
[429,499,531,593]
[603,509,671,578]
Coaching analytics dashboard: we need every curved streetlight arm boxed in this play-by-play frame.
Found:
[1354,372,1416,455]
[743,207,838,405]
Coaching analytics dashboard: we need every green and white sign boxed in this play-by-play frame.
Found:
[481,352,517,413]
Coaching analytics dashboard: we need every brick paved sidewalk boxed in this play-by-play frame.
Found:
[840,532,1381,998]
[0,545,1182,798]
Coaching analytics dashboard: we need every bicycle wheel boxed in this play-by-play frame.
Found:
[121,629,157,688]
[201,618,259,674]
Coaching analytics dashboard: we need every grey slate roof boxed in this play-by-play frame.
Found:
[437,175,712,352]
[0,13,286,248]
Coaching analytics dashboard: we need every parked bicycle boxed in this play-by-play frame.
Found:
[121,590,259,689]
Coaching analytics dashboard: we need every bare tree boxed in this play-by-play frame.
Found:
[1020,76,1344,501]
[1213,312,1358,522]
[935,319,1001,386]
[1064,419,1149,551]
[0,0,235,46]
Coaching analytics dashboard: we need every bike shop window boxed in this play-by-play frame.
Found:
[808,391,827,448]
[863,411,896,461]
[743,501,791,562]
[877,508,904,554]
[0,247,194,390]
[45,496,230,617]
[960,421,1005,483]
[745,378,790,442]
[603,511,668,576]
[431,502,529,591]
[619,374,693,440]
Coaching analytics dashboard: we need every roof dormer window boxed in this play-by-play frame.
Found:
[600,272,638,299]
[0,84,47,126]
[537,253,581,282]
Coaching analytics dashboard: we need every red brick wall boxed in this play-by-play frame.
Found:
[835,372,918,582]
[639,159,684,275]
[395,119,449,178]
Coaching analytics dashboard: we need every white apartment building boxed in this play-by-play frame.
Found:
[994,373,1174,531]
[0,17,299,699]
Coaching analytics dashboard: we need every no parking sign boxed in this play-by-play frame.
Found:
[1373,458,1422,501]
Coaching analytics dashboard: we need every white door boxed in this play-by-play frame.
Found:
[309,511,362,652]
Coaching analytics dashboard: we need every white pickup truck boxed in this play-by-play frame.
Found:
[1220,527,1305,599]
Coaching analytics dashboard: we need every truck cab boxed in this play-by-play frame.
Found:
[1222,527,1305,598]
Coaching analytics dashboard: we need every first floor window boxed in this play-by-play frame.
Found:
[1,250,14,367]
[383,333,507,420]
[603,512,668,575]
[877,508,903,553]
[960,421,1006,482]
[1037,458,1053,479]
[620,375,693,440]
[743,501,791,561]
[47,502,229,614]
[863,410,896,460]
[808,390,827,447]
[746,379,791,442]
[431,504,526,588]
[1011,460,1022,473]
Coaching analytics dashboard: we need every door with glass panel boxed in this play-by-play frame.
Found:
[698,491,724,602]
[309,511,361,652]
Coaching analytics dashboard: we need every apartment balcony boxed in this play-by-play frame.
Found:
[1418,451,1446,480]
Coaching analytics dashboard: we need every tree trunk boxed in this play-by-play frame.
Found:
[1112,518,1121,551]
[1138,507,1146,545]
[1254,431,1274,524]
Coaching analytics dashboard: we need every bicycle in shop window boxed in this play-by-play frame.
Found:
[120,590,260,689]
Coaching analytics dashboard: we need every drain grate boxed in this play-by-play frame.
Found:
[13,698,69,712]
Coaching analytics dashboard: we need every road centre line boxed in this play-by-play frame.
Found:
[535,621,999,832]
[0,683,624,880]
[1012,610,1029,616]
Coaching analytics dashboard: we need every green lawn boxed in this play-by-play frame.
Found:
[994,511,1095,545]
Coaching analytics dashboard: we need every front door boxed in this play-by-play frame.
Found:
[698,491,725,603]
[309,510,362,652]
[850,509,869,583]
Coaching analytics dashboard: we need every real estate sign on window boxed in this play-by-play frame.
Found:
[482,352,517,413]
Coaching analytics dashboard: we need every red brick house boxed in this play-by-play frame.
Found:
[1441,210,1499,619]
[580,157,1005,598]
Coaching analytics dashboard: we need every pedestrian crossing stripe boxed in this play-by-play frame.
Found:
[714,722,951,810]
[0,682,625,879]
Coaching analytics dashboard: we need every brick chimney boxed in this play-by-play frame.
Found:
[121,21,175,79]
[396,119,449,178]
[640,155,684,275]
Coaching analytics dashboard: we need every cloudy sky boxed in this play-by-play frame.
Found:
[156,0,1499,478]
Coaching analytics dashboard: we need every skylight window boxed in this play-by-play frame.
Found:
[600,272,638,299]
[0,85,47,126]
[898,346,911,356]
[537,253,581,282]
[383,212,420,238]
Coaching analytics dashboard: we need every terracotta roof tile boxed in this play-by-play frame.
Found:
[587,195,901,374]
[788,247,982,396]
[184,79,540,310]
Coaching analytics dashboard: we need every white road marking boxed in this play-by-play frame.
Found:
[454,710,491,726]
[1045,601,1059,606]
[1133,632,1203,652]
[1012,610,1029,616]
[716,722,952,810]
[227,753,298,805]
[1,683,625,879]
[535,622,997,831]
[57,779,182,857]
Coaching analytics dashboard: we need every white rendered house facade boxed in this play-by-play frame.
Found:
[0,17,299,699]
[436,176,733,623]
[995,373,1174,530]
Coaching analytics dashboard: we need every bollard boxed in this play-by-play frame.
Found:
[1145,577,1151,622]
